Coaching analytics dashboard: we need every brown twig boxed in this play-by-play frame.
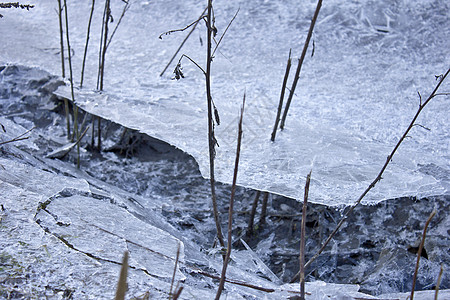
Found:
[246,190,260,237]
[80,0,95,88]
[211,7,240,58]
[169,243,181,299]
[105,0,130,51]
[56,0,65,78]
[290,67,450,283]
[216,93,245,300]
[280,0,322,130]
[205,0,225,248]
[411,209,437,300]
[99,0,110,91]
[435,264,444,300]
[271,49,291,141]
[0,127,34,146]
[299,171,311,299]
[114,251,129,300]
[160,7,207,77]
[259,191,269,226]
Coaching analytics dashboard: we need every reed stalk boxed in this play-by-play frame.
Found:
[299,171,311,299]
[271,49,291,141]
[80,0,95,88]
[290,67,450,283]
[411,209,436,300]
[280,0,322,130]
[216,93,245,300]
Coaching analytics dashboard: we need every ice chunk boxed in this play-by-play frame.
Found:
[1,0,448,206]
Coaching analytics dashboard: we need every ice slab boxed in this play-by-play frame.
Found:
[1,0,449,205]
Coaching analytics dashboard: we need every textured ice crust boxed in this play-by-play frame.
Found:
[2,0,449,205]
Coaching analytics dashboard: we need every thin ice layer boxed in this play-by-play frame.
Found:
[1,0,449,205]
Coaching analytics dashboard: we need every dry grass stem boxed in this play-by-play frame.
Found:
[216,93,245,300]
[435,264,444,300]
[299,171,311,299]
[280,0,322,130]
[271,49,291,141]
[411,209,437,300]
[80,0,95,88]
[114,251,129,300]
[246,190,260,237]
[160,7,207,76]
[290,67,450,283]
[259,191,269,226]
[169,243,181,299]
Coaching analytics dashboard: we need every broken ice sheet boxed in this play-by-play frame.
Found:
[2,0,449,206]
[34,189,185,280]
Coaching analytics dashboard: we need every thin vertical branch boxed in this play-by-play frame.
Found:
[411,209,437,300]
[169,243,181,299]
[57,0,71,138]
[246,190,260,237]
[80,0,95,88]
[99,0,110,91]
[290,68,450,283]
[271,49,291,141]
[96,0,107,90]
[435,264,444,300]
[299,171,311,300]
[57,0,65,78]
[114,251,129,300]
[280,0,322,130]
[105,0,130,51]
[216,93,246,300]
[206,0,225,248]
[259,191,269,226]
[63,0,77,145]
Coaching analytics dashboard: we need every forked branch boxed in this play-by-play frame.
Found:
[291,67,450,282]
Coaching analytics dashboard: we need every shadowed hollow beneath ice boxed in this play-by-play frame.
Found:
[1,0,448,205]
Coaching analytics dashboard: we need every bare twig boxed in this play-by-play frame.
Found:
[105,0,131,51]
[205,0,225,248]
[280,0,322,130]
[299,171,311,300]
[246,190,260,237]
[271,49,291,141]
[290,68,450,283]
[99,0,110,91]
[56,0,65,78]
[216,93,245,300]
[169,243,181,300]
[80,0,95,88]
[435,264,444,300]
[176,54,206,76]
[160,7,207,77]
[114,251,129,300]
[0,127,34,146]
[159,14,206,40]
[211,7,240,58]
[411,209,437,300]
[259,191,269,226]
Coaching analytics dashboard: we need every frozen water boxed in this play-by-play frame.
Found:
[1,63,448,298]
[1,0,449,205]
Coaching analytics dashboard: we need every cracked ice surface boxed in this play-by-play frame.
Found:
[1,0,449,205]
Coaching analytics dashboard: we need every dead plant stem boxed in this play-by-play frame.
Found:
[80,0,95,88]
[216,94,245,300]
[206,0,225,248]
[280,0,322,130]
[160,7,207,77]
[411,209,437,300]
[300,171,311,299]
[271,49,291,141]
[290,67,450,283]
